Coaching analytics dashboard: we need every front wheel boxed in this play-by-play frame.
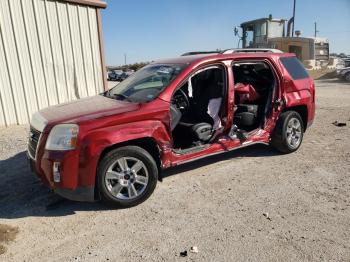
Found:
[97,146,158,208]
[271,111,304,153]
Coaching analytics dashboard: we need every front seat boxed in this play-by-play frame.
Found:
[178,121,213,142]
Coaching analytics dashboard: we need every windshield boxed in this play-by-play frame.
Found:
[105,64,186,103]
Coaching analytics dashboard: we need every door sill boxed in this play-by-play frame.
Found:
[172,144,209,155]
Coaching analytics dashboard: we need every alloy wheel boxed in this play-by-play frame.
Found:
[286,117,302,149]
[104,157,149,200]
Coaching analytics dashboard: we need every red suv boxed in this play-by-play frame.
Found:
[28,53,315,207]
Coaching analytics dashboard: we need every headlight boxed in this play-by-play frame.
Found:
[45,124,79,151]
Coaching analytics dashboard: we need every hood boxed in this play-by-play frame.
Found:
[38,95,140,127]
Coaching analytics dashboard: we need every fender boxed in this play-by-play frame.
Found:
[77,120,172,187]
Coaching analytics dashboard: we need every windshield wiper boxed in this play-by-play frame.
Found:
[103,90,133,102]
[103,89,112,97]
[111,93,133,102]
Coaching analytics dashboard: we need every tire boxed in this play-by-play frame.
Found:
[97,146,158,208]
[345,73,350,82]
[271,111,304,153]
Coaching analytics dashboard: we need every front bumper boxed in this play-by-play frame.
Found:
[55,187,95,202]
[27,152,96,202]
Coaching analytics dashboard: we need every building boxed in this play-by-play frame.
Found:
[0,0,107,127]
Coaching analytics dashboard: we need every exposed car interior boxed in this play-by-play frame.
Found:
[170,61,277,151]
[232,61,277,133]
[171,66,226,151]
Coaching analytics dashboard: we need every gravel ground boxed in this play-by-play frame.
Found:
[0,79,349,262]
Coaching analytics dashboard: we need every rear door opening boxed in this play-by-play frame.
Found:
[232,60,279,133]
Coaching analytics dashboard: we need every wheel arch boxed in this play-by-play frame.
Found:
[283,105,308,131]
[98,137,162,170]
[95,137,162,200]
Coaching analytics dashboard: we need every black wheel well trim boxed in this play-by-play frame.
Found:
[283,105,308,131]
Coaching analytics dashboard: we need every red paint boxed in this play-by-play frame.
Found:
[30,53,315,195]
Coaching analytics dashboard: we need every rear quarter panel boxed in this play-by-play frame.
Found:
[279,59,315,124]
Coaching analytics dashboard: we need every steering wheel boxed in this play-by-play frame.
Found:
[172,89,190,112]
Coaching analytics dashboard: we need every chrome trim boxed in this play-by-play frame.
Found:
[28,112,47,161]
[27,132,42,161]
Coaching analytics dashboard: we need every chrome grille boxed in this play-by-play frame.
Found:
[28,127,41,160]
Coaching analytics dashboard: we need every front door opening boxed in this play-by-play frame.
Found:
[170,66,226,151]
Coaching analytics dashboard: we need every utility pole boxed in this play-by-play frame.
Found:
[314,22,319,37]
[124,53,127,66]
[292,0,296,37]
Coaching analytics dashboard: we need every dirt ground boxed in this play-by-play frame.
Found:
[0,79,349,262]
[0,225,18,255]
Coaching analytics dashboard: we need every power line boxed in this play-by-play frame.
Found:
[320,30,350,34]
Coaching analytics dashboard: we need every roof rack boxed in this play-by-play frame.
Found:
[222,48,283,54]
[181,51,219,56]
[181,48,283,57]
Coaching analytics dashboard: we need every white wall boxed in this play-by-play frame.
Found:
[0,0,104,126]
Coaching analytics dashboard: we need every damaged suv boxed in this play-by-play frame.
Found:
[28,53,315,207]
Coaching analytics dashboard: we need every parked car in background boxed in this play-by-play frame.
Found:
[108,70,123,81]
[28,52,315,208]
[117,70,134,82]
[337,59,350,82]
[116,72,127,81]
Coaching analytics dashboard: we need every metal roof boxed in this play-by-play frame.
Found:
[60,0,107,8]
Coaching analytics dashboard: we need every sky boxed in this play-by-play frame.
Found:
[102,0,350,66]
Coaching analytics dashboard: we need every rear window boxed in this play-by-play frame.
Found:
[280,57,309,80]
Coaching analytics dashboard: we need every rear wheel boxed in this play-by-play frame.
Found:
[97,146,158,208]
[271,111,304,153]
